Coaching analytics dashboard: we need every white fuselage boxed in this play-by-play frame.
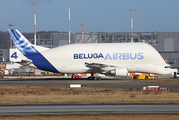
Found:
[36,43,176,75]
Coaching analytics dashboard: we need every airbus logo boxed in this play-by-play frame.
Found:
[74,52,144,60]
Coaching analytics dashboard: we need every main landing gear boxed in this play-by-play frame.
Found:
[88,73,101,80]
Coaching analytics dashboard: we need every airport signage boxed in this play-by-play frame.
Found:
[145,87,158,91]
[70,84,87,88]
[158,87,169,91]
[143,86,169,91]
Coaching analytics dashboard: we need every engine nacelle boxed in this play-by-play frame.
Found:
[108,67,128,76]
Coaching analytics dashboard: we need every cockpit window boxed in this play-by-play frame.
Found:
[165,66,170,68]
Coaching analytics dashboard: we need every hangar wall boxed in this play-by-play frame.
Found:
[154,31,179,51]
[151,31,179,67]
[52,33,98,47]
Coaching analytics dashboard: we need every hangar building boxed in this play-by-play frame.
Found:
[1,31,179,70]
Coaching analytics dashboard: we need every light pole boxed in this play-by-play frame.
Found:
[129,9,135,43]
[80,24,84,43]
[32,3,38,76]
[68,0,71,44]
[9,23,13,48]
[32,3,38,45]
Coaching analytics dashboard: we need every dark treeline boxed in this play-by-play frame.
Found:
[0,31,61,49]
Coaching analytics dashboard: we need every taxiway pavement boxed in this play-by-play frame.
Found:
[1,103,179,116]
[0,78,179,90]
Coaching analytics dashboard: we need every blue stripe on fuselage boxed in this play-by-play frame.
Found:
[25,52,59,73]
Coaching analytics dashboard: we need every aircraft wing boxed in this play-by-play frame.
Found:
[85,62,115,68]
[85,62,116,73]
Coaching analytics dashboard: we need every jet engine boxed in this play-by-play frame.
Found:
[107,67,128,76]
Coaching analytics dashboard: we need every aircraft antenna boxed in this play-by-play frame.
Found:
[129,9,135,43]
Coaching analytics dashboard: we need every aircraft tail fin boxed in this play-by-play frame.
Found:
[8,29,39,55]
[8,29,59,73]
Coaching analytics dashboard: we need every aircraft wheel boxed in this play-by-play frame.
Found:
[93,77,97,80]
[88,76,92,80]
[155,76,158,79]
[97,77,101,80]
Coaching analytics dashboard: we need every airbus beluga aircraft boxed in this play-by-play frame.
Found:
[8,29,177,80]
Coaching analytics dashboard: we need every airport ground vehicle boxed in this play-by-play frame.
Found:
[0,71,3,78]
[71,74,82,78]
[0,71,3,75]
[42,71,53,75]
[174,72,179,78]
[133,75,158,79]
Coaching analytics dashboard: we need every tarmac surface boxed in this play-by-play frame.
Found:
[1,103,179,116]
[0,77,179,90]
[0,77,179,115]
